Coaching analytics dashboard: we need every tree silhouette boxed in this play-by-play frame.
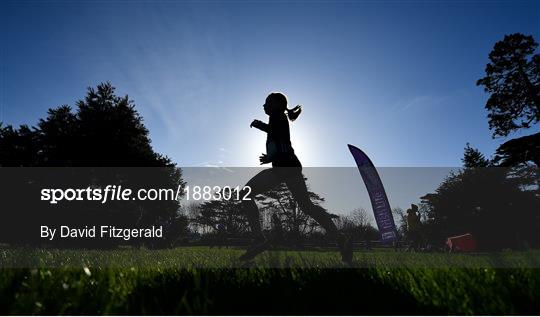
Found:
[419,146,539,249]
[416,34,540,250]
[493,132,540,167]
[194,199,249,236]
[462,143,490,168]
[477,33,540,138]
[259,181,324,245]
[191,198,250,247]
[335,208,379,243]
[0,82,187,247]
[0,124,39,166]
[74,83,158,166]
[36,106,78,166]
[1,82,174,167]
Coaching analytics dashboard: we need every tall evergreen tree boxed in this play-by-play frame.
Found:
[462,143,490,168]
[477,33,540,138]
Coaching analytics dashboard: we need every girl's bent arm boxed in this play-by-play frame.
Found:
[250,119,270,133]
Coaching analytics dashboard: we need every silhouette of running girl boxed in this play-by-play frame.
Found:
[240,92,353,262]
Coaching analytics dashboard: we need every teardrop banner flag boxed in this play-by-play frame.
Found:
[348,144,397,243]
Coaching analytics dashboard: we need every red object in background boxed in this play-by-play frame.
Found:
[446,233,477,252]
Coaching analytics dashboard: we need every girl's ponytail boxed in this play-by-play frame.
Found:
[286,105,302,121]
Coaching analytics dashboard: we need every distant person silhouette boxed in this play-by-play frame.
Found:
[239,92,353,263]
[406,204,422,251]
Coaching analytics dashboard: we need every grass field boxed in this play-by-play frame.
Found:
[1,247,539,315]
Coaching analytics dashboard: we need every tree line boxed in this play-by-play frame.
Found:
[397,33,539,250]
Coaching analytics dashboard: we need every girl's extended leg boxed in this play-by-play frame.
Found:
[283,169,338,237]
[283,169,353,263]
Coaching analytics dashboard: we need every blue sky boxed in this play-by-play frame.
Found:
[1,0,539,167]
